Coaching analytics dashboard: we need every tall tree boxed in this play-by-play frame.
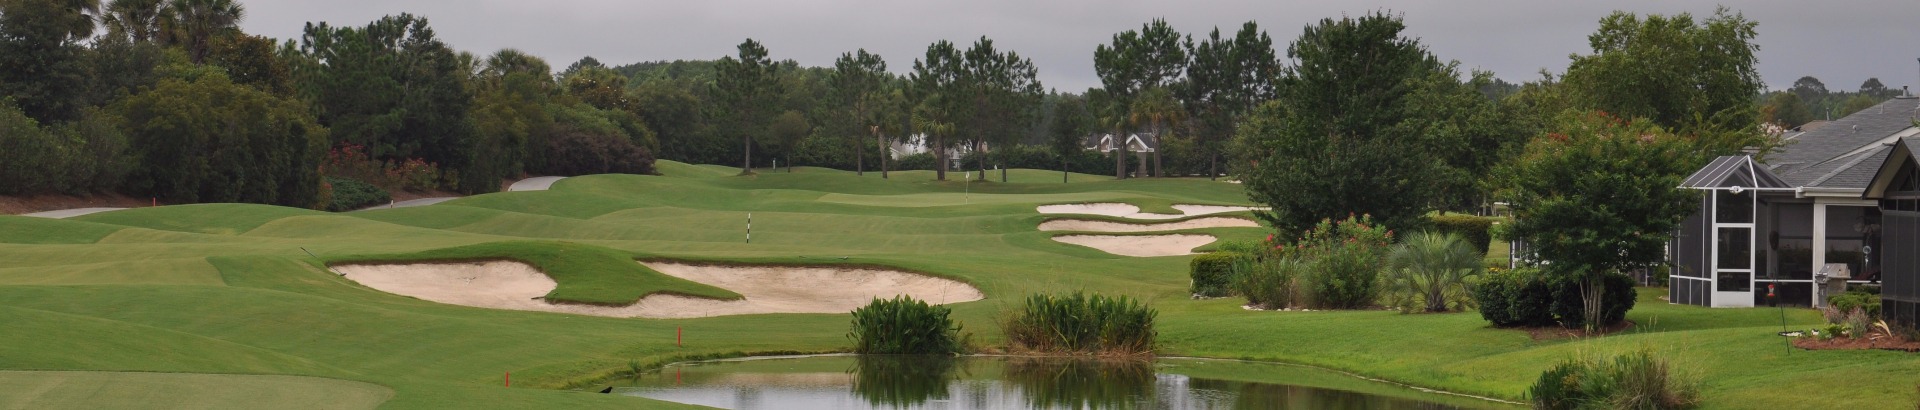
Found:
[713,38,780,175]
[470,48,553,183]
[831,49,887,176]
[100,0,164,42]
[294,14,482,192]
[0,0,96,122]
[1128,86,1181,177]
[1759,91,1812,128]
[910,40,966,181]
[1049,92,1093,183]
[1561,7,1768,155]
[959,36,1042,182]
[1859,77,1896,99]
[162,0,243,64]
[1790,75,1828,104]
[1095,18,1188,177]
[1234,11,1453,234]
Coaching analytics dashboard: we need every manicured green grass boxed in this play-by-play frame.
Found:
[0,371,394,410]
[0,161,1913,409]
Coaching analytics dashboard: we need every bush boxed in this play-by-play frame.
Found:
[892,152,938,171]
[957,144,1111,174]
[1384,231,1483,313]
[1002,292,1156,355]
[1234,254,1305,309]
[1528,349,1700,410]
[1548,271,1637,329]
[1292,214,1392,309]
[1427,213,1497,254]
[323,177,391,212]
[1189,252,1241,298]
[847,296,963,354]
[534,128,658,177]
[1472,267,1556,327]
[0,105,129,196]
[1829,291,1882,319]
[117,73,326,207]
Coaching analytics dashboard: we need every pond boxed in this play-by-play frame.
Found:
[612,355,1514,409]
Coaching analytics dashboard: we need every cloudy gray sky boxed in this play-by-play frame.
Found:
[240,0,1920,94]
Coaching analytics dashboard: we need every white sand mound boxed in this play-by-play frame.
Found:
[1036,203,1266,220]
[1051,234,1216,257]
[1038,217,1258,232]
[332,260,982,319]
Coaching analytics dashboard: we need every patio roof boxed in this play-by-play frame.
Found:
[1680,155,1793,190]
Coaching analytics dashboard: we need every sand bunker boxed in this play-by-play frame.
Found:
[332,261,981,319]
[1036,203,1265,220]
[1038,217,1258,232]
[1052,234,1216,257]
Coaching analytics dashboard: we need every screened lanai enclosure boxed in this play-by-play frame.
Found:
[1672,156,1883,308]
[1862,138,1920,329]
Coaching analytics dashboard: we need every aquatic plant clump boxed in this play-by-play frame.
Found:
[847,296,965,354]
[1002,292,1157,355]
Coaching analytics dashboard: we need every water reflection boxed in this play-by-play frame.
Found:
[850,355,961,407]
[1001,356,1154,408]
[617,355,1496,409]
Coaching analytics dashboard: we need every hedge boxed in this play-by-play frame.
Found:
[1189,252,1240,297]
[1428,213,1497,254]
[1473,267,1634,328]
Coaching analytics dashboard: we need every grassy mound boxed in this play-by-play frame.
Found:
[327,240,741,304]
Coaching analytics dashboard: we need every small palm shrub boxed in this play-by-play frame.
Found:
[848,296,963,354]
[1233,253,1305,309]
[1529,349,1700,410]
[1189,252,1241,298]
[1384,231,1484,313]
[1002,292,1156,355]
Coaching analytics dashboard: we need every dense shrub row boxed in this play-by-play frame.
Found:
[1187,252,1239,297]
[322,177,391,212]
[1226,214,1393,310]
[1474,267,1636,328]
[1425,213,1497,254]
[532,128,659,176]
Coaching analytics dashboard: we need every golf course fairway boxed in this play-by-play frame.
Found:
[0,161,1912,408]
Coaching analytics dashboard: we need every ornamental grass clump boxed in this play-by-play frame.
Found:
[1528,348,1700,410]
[1002,292,1157,355]
[848,296,963,354]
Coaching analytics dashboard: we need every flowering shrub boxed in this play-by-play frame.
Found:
[1236,214,1393,310]
[321,144,443,192]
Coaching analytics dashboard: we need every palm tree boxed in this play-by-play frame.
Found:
[162,0,243,63]
[100,0,164,42]
[1128,87,1183,177]
[1385,231,1485,313]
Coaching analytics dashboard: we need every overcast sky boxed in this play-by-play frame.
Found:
[240,0,1920,94]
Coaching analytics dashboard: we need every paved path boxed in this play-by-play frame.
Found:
[353,197,457,212]
[21,207,126,219]
[507,176,566,192]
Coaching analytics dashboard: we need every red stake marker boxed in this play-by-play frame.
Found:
[677,327,682,347]
[505,372,510,387]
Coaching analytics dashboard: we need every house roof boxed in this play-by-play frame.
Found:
[1758,97,1920,189]
[1863,137,1920,199]
[1681,155,1793,190]
[1084,133,1159,152]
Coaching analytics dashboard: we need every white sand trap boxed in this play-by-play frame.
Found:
[1038,217,1258,232]
[1037,203,1266,220]
[332,261,981,319]
[1052,234,1217,257]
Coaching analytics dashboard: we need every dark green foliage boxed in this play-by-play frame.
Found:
[1235,12,1506,234]
[892,153,939,171]
[0,103,129,195]
[1562,7,1762,140]
[714,38,782,173]
[1002,292,1156,355]
[115,72,326,207]
[1547,272,1637,329]
[959,144,1110,174]
[1233,253,1303,309]
[847,296,963,355]
[1473,267,1633,328]
[294,14,481,193]
[1188,252,1240,297]
[1828,291,1881,319]
[0,0,92,123]
[323,177,389,212]
[1294,215,1392,309]
[1528,349,1700,410]
[1427,214,1496,254]
[533,128,659,177]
